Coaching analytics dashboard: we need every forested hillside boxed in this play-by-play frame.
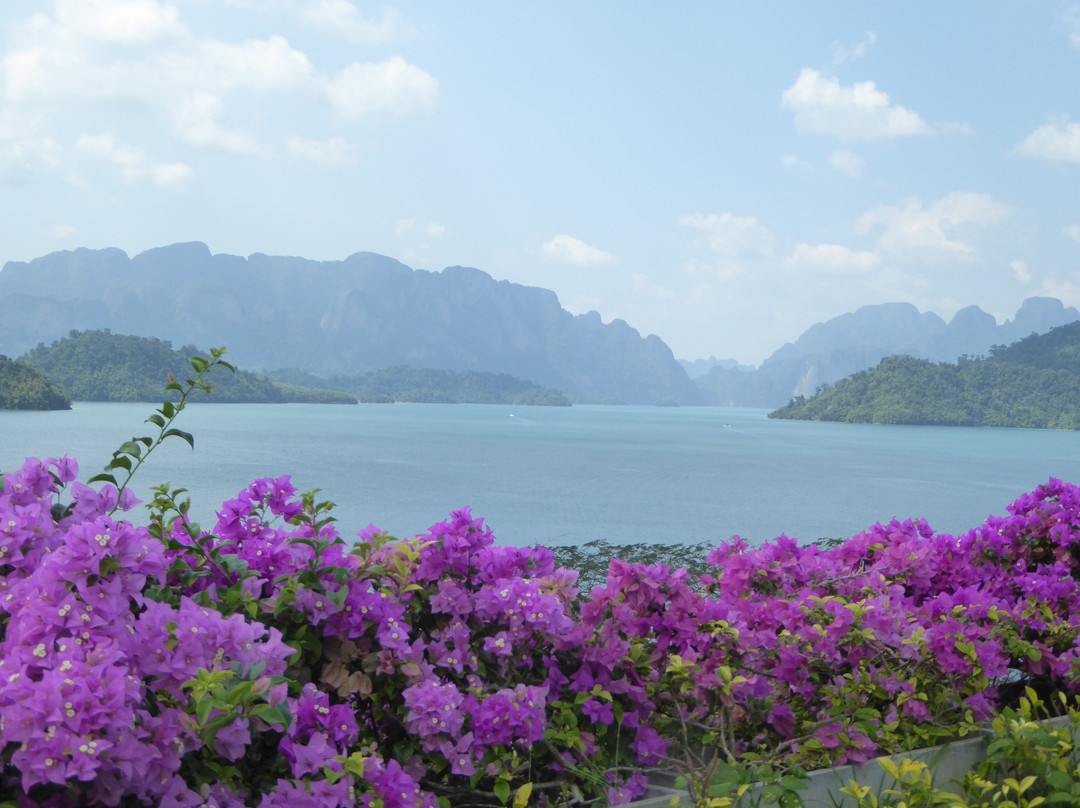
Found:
[768,322,1080,430]
[20,331,286,403]
[988,320,1080,373]
[270,366,571,405]
[0,357,71,410]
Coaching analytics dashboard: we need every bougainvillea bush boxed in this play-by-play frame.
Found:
[2,359,1080,808]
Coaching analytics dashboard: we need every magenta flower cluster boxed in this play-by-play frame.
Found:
[2,450,1080,808]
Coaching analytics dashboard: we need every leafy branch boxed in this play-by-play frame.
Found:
[88,348,234,512]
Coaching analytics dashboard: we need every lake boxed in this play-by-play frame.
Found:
[2,402,1079,548]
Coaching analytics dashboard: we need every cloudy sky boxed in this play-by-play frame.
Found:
[1,1,1078,364]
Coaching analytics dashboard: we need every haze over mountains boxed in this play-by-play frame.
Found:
[1,242,1077,407]
[697,298,1080,407]
[0,243,704,405]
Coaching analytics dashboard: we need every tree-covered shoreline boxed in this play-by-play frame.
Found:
[20,331,289,403]
[769,322,1080,430]
[0,356,71,410]
[269,365,572,406]
[18,331,571,407]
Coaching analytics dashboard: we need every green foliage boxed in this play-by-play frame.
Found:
[965,690,1080,807]
[0,356,71,410]
[271,382,358,404]
[270,365,572,406]
[769,353,1080,430]
[88,347,235,509]
[841,691,1080,808]
[988,321,1080,374]
[20,330,284,403]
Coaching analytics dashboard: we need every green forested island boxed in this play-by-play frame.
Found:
[18,331,569,406]
[769,322,1080,429]
[0,356,72,410]
[19,331,303,403]
[270,366,572,406]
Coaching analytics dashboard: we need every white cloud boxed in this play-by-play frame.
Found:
[785,243,878,274]
[780,68,932,140]
[326,57,438,118]
[1065,224,1080,242]
[1010,259,1032,283]
[829,149,864,177]
[679,212,773,258]
[832,31,877,67]
[149,161,195,188]
[1057,4,1080,49]
[3,1,187,104]
[195,36,315,93]
[1035,277,1080,308]
[76,132,193,188]
[542,234,617,266]
[679,212,773,283]
[297,1,407,43]
[171,93,268,155]
[1014,118,1080,163]
[856,191,1011,255]
[47,0,184,46]
[0,2,437,167]
[286,134,355,165]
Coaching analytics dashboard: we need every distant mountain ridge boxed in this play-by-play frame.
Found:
[4,242,1077,408]
[0,243,706,405]
[697,298,1080,408]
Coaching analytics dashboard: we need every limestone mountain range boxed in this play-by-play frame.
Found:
[1,242,1076,407]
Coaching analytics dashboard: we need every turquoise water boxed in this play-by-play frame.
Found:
[2,402,1079,547]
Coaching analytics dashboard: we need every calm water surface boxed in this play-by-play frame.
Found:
[2,402,1079,548]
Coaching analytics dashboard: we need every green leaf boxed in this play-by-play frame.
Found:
[107,456,133,472]
[227,680,255,706]
[87,472,118,486]
[779,774,807,791]
[1046,771,1073,791]
[513,783,532,808]
[250,702,292,729]
[195,697,214,726]
[163,428,195,449]
[493,781,510,805]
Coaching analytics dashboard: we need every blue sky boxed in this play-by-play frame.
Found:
[1,1,1078,365]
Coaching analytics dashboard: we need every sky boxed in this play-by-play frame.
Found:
[1,2,1079,365]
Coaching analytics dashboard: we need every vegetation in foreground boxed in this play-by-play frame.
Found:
[770,321,1080,429]
[4,351,1080,808]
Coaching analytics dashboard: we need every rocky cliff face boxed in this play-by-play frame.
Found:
[0,242,706,405]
